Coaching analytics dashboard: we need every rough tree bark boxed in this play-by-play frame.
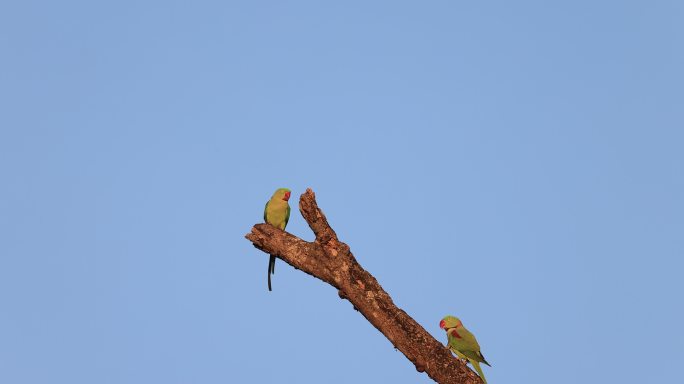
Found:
[245,189,484,384]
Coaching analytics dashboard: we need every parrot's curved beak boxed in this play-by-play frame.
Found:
[439,320,446,329]
[283,191,291,201]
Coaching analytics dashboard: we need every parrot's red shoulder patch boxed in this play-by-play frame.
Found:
[450,329,462,339]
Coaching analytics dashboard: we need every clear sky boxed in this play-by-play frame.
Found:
[1,1,682,383]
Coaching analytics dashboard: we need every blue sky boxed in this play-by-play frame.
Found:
[1,1,682,383]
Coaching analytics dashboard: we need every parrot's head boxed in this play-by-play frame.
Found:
[440,315,462,331]
[273,188,291,201]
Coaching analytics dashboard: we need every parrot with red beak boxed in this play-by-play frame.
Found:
[440,315,490,383]
[264,188,291,291]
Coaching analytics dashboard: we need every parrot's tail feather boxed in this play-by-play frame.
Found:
[269,254,276,275]
[478,352,491,367]
[267,255,275,291]
[470,360,487,384]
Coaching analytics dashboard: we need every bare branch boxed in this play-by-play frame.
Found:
[246,188,483,384]
[298,189,339,245]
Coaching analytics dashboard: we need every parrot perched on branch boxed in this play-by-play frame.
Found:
[440,315,490,383]
[264,188,291,291]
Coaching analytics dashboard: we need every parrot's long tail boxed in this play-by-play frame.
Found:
[267,255,276,291]
[470,360,487,384]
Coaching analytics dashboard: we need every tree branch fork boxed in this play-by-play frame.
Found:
[246,189,483,384]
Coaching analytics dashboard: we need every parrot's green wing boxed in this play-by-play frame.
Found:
[450,327,483,359]
[448,331,475,359]
[285,205,290,227]
[263,201,269,222]
[460,329,481,351]
[458,328,489,365]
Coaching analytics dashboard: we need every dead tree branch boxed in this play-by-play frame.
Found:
[245,189,483,384]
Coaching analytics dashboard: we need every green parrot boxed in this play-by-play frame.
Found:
[264,188,291,291]
[440,315,490,383]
